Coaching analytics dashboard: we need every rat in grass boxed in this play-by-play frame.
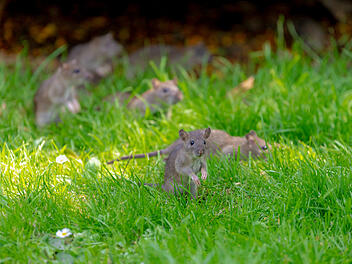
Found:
[108,129,271,164]
[67,33,123,83]
[106,78,183,115]
[144,128,213,199]
[126,42,211,78]
[34,59,92,127]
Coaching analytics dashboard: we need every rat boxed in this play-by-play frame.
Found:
[107,129,270,164]
[34,59,92,127]
[145,128,212,199]
[126,42,211,78]
[220,130,270,160]
[67,33,123,83]
[107,78,183,115]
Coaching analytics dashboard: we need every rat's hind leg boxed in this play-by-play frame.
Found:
[162,182,184,196]
[189,181,198,200]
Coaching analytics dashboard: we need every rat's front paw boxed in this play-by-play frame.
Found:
[66,99,81,114]
[192,175,201,186]
[201,168,207,180]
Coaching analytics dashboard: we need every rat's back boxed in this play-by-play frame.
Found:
[67,33,123,76]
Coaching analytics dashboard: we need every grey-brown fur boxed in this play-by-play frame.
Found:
[34,60,92,127]
[157,128,212,199]
[67,33,123,82]
[107,78,183,115]
[107,129,270,164]
[127,43,211,78]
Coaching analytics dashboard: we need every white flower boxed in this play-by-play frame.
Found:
[56,155,69,164]
[56,228,72,238]
[87,157,101,168]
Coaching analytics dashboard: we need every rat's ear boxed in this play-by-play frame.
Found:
[249,130,257,136]
[172,77,178,85]
[61,62,70,70]
[63,59,77,70]
[57,61,64,72]
[179,129,189,141]
[203,127,211,139]
[151,78,161,89]
[245,130,256,141]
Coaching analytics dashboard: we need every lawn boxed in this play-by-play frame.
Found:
[0,37,352,263]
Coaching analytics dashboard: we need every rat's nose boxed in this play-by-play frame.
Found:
[177,91,184,101]
[197,149,204,156]
[88,71,95,79]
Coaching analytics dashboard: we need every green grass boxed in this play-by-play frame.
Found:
[0,38,352,263]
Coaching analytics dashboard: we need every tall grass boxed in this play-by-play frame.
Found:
[0,39,351,263]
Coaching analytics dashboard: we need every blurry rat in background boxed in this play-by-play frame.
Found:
[34,60,92,127]
[106,78,183,115]
[126,43,211,78]
[67,33,123,83]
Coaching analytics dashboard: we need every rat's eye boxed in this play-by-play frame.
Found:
[261,145,268,150]
[73,69,80,74]
[190,140,194,145]
[204,140,206,145]
[162,88,169,93]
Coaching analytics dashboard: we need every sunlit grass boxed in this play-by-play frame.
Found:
[0,40,352,263]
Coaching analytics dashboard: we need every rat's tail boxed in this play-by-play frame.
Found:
[107,151,161,164]
[107,145,176,164]
[136,182,162,190]
[143,183,162,188]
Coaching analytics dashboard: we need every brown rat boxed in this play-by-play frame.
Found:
[220,130,271,159]
[67,33,123,82]
[107,78,183,115]
[34,59,92,127]
[107,129,270,164]
[146,128,212,199]
[127,43,211,78]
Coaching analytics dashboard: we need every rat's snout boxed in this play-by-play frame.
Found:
[196,149,204,157]
[177,91,184,101]
[84,70,94,81]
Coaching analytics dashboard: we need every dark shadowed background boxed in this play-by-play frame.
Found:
[0,0,351,61]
